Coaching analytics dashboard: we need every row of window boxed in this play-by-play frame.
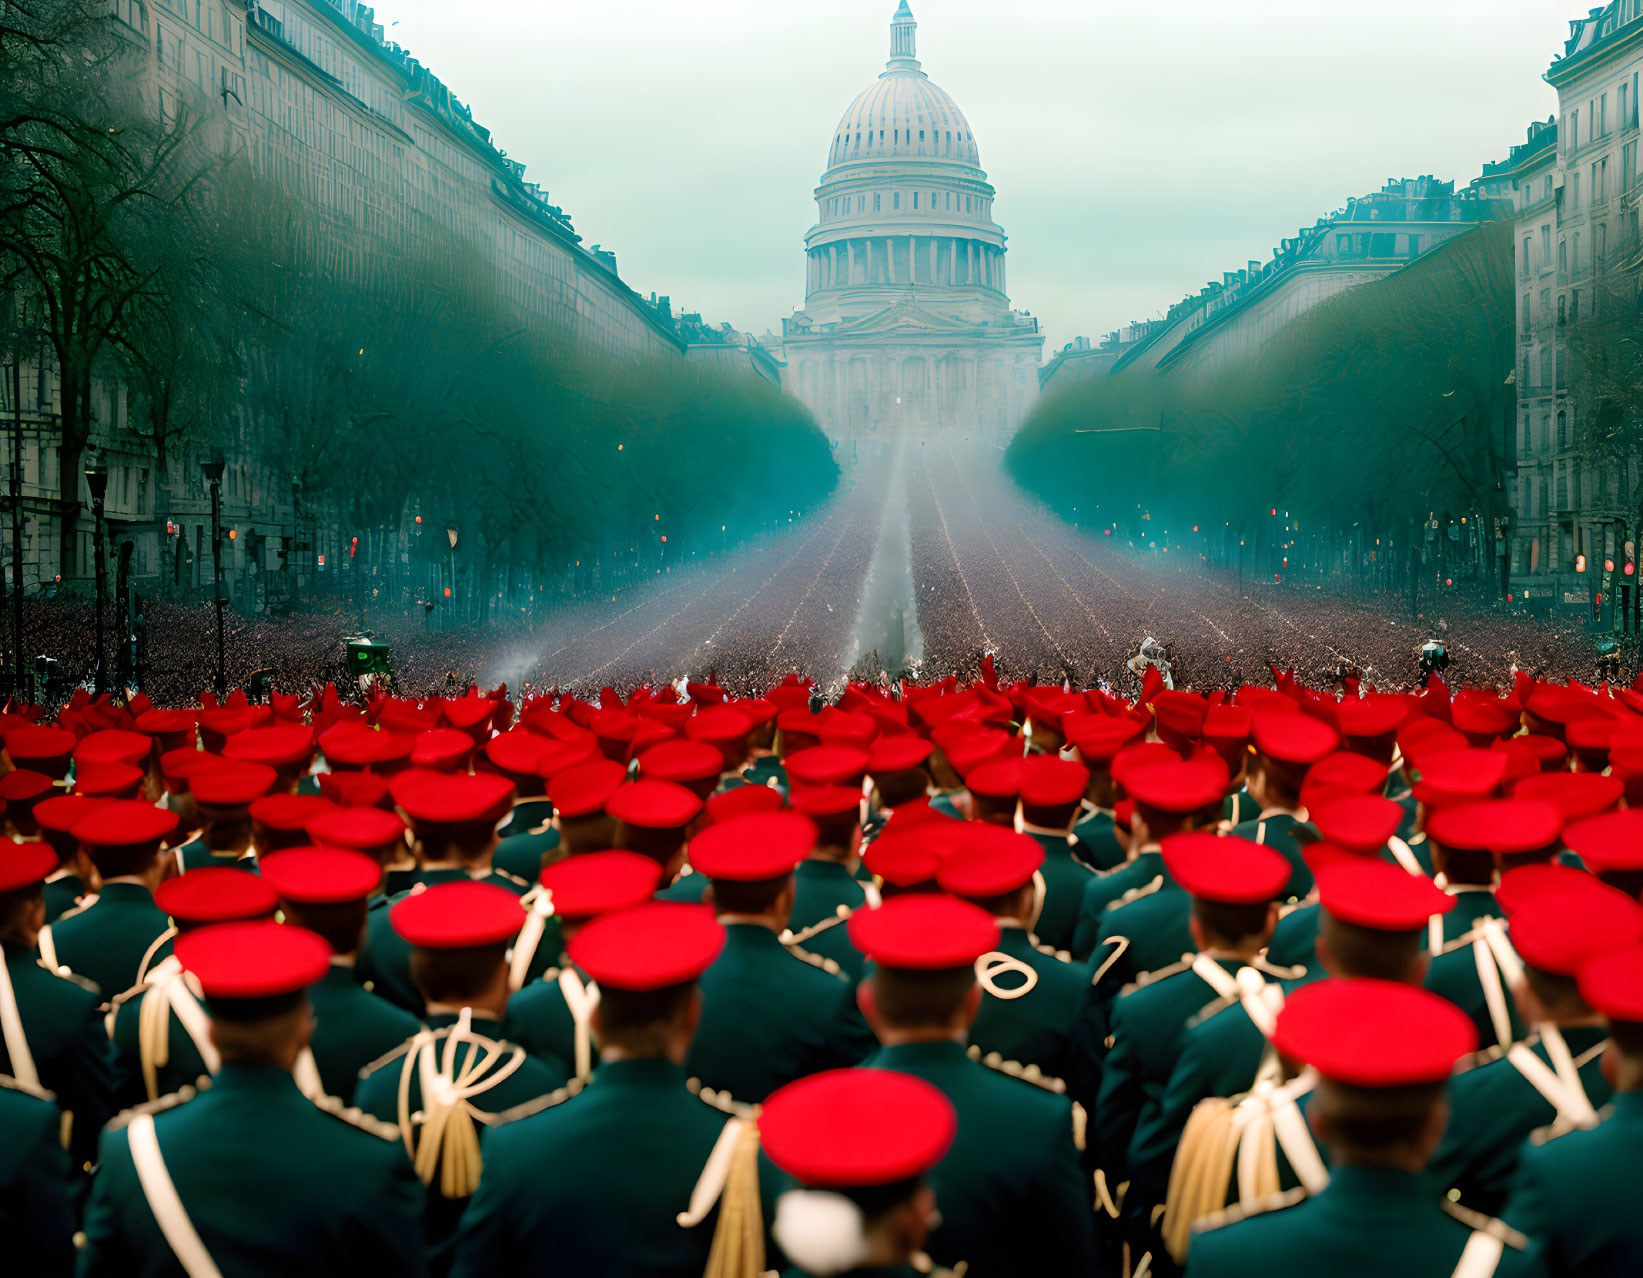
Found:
[824,190,989,219]
[831,126,971,165]
[1566,70,1641,157]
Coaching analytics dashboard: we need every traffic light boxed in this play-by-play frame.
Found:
[1576,554,1587,573]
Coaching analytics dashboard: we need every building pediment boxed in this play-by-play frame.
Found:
[829,296,985,336]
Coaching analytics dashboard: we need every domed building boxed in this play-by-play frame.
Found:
[781,3,1043,452]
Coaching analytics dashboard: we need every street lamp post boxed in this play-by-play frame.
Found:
[200,453,226,697]
[446,528,458,625]
[84,455,108,695]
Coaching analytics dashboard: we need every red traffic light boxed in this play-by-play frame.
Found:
[1576,554,1587,573]
[444,587,452,598]
[1606,559,1616,573]
[1627,562,1636,577]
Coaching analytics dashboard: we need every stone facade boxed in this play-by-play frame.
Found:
[779,3,1042,451]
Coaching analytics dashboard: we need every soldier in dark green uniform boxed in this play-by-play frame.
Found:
[1148,854,1455,1246]
[1202,706,1260,828]
[1427,884,1639,1216]
[1064,714,1146,873]
[0,767,56,840]
[1096,832,1294,1265]
[760,1066,958,1278]
[356,770,531,1014]
[934,822,1101,1106]
[259,847,424,1103]
[503,849,661,1078]
[0,837,122,1176]
[355,881,569,1268]
[0,1073,74,1276]
[31,793,101,923]
[1079,752,1230,983]
[43,800,178,1001]
[609,778,703,894]
[78,919,429,1277]
[451,901,755,1276]
[849,893,1097,1275]
[482,731,564,882]
[685,810,875,1102]
[1504,940,1643,1273]
[106,866,279,1106]
[862,732,936,840]
[1230,712,1338,901]
[1013,755,1100,952]
[546,756,626,855]
[784,783,874,942]
[174,761,277,872]
[305,804,414,898]
[1182,979,1538,1278]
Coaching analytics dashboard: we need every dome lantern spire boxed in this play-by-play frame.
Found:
[887,2,920,72]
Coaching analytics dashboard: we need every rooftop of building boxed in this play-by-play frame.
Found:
[1549,1,1643,83]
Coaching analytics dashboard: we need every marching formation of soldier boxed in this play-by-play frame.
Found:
[1,660,1640,1276]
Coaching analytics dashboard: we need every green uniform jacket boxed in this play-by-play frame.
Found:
[1072,806,1126,872]
[42,872,87,925]
[1093,876,1193,996]
[784,913,868,982]
[1140,969,1321,1202]
[0,1078,74,1277]
[1071,847,1166,962]
[1230,812,1316,902]
[1025,830,1098,953]
[1183,1165,1542,1278]
[3,940,123,1170]
[177,842,259,874]
[1426,1026,1610,1217]
[1096,956,1253,1192]
[309,961,424,1104]
[1504,1089,1643,1275]
[355,1011,569,1266]
[789,859,868,934]
[686,923,874,1104]
[78,1062,428,1277]
[47,881,171,1007]
[355,868,532,1016]
[1424,891,1525,1051]
[1264,901,1321,972]
[449,1058,739,1277]
[655,867,711,904]
[967,924,1102,1108]
[864,1040,1096,1277]
[741,757,786,792]
[107,984,208,1110]
[502,964,596,1076]
[493,799,559,882]
[1221,789,1260,828]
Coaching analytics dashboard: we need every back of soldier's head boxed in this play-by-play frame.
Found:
[869,965,976,1033]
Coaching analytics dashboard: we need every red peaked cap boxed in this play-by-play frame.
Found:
[390,770,515,825]
[1121,755,1229,814]
[935,825,1045,897]
[1578,943,1643,1023]
[687,811,815,881]
[789,786,863,820]
[606,780,703,831]
[410,728,478,771]
[259,847,383,904]
[537,850,661,919]
[1252,712,1340,765]
[862,834,944,889]
[1510,888,1643,975]
[1496,862,1594,915]
[248,794,337,833]
[760,1068,956,1190]
[1161,832,1291,904]
[1412,750,1508,808]
[1333,696,1411,740]
[849,893,1000,970]
[1272,978,1477,1086]
[305,806,407,852]
[74,729,153,768]
[1317,858,1454,930]
[1563,809,1643,872]
[568,901,725,990]
[223,726,316,769]
[548,759,628,819]
[1513,771,1626,820]
[1310,795,1404,854]
[155,866,278,924]
[71,801,178,854]
[391,880,522,948]
[704,785,785,824]
[785,746,871,789]
[190,762,278,808]
[0,839,59,893]
[1425,800,1564,857]
[32,794,107,837]
[0,770,55,804]
[1064,715,1146,765]
[637,740,724,784]
[1019,756,1090,809]
[174,921,331,1002]
[316,770,394,809]
[868,734,934,775]
[964,757,1023,801]
[73,764,143,799]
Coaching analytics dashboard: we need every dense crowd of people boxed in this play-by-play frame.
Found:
[2,659,1643,1274]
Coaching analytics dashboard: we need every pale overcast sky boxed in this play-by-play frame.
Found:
[377,0,1567,355]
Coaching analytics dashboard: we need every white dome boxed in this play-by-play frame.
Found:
[824,4,981,173]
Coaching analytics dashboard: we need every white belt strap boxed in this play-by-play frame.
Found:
[1451,1230,1504,1278]
[1429,913,1446,958]
[508,888,554,992]
[558,969,600,1082]
[293,1047,326,1101]
[128,1112,224,1278]
[136,927,179,987]
[1472,931,1516,1050]
[1270,1083,1330,1193]
[138,958,221,1103]
[1506,1025,1599,1130]
[0,958,39,1089]
[677,1116,749,1226]
[37,924,61,975]
[1387,836,1424,877]
[1189,955,1283,1038]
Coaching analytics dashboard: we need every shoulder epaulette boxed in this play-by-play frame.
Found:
[1440,1200,1529,1249]
[308,1091,401,1141]
[685,1076,755,1116]
[489,1077,585,1125]
[107,1082,204,1131]
[782,913,849,947]
[0,1072,55,1102]
[1105,875,1164,912]
[1192,1186,1308,1234]
[1253,957,1307,980]
[784,940,843,977]
[1031,938,1072,963]
[965,1043,1068,1094]
[1121,955,1193,996]
[37,960,100,995]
